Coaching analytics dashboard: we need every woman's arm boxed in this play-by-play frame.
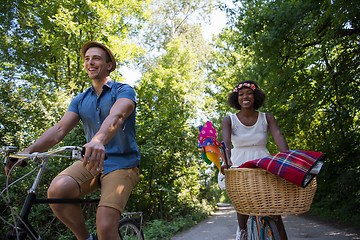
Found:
[266,113,289,152]
[221,116,232,173]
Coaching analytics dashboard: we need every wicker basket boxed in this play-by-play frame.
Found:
[225,168,317,216]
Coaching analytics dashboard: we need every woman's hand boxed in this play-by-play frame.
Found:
[220,165,227,175]
[220,161,233,175]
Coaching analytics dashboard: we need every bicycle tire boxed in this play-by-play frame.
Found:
[118,218,144,240]
[262,217,281,240]
[249,216,261,240]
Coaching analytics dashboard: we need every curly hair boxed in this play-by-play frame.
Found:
[227,80,266,110]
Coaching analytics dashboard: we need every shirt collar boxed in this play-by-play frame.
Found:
[104,79,114,89]
[90,78,114,93]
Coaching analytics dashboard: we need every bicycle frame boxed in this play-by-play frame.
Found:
[6,194,100,240]
[250,216,263,239]
[1,146,99,240]
[1,146,144,240]
[249,215,280,240]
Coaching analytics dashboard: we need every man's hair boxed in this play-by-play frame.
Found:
[81,41,116,72]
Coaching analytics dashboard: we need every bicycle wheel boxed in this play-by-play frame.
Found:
[118,218,144,240]
[262,217,281,240]
[249,216,261,240]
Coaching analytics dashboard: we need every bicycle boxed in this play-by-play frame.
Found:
[221,146,318,240]
[0,146,145,240]
[249,215,280,240]
[226,166,282,240]
[224,166,317,240]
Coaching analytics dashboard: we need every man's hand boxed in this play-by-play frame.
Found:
[4,157,27,177]
[82,141,106,172]
[4,164,13,177]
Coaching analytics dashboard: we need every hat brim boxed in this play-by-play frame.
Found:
[81,41,116,72]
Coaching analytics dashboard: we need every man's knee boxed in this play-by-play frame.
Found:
[47,175,80,198]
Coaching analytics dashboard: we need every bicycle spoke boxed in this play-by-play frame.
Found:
[1,146,144,240]
[250,216,261,240]
[263,217,281,240]
[118,218,144,240]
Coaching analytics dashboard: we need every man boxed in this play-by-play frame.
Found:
[5,41,140,240]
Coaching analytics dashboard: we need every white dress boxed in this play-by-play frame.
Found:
[218,112,270,189]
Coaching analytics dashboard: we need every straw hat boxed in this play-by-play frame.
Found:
[81,41,116,72]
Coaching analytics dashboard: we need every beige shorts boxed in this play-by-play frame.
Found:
[58,161,139,213]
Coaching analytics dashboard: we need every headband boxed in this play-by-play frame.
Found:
[233,83,256,92]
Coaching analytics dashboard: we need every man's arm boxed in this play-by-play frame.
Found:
[4,111,80,176]
[82,98,135,172]
[24,111,80,154]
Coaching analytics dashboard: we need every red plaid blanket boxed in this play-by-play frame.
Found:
[239,150,325,188]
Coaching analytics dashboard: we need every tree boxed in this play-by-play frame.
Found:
[133,37,210,219]
[130,0,219,226]
[0,0,148,237]
[212,0,360,223]
[0,0,147,147]
[142,0,213,50]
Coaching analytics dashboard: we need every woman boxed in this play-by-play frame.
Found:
[220,80,288,240]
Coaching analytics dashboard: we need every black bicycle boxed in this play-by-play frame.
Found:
[0,146,144,240]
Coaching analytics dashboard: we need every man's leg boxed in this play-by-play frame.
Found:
[47,175,90,240]
[97,166,139,240]
[47,161,100,240]
[96,206,121,239]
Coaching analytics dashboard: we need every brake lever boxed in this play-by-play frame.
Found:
[73,147,108,161]
[2,146,27,168]
[80,147,108,160]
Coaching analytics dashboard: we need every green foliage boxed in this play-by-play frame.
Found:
[5,0,359,238]
[214,0,360,224]
[0,0,148,237]
[142,0,213,52]
[1,0,219,238]
[144,212,210,240]
[126,1,219,227]
[0,0,147,147]
[130,35,216,223]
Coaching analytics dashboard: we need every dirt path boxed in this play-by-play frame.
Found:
[171,203,360,240]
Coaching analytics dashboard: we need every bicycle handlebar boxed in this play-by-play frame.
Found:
[2,146,85,168]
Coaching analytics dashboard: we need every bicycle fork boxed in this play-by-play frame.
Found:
[250,216,266,240]
[6,193,40,240]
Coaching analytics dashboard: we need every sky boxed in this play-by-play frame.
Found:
[120,5,229,87]
[202,6,228,41]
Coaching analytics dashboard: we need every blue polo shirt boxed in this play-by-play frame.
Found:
[68,80,140,174]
